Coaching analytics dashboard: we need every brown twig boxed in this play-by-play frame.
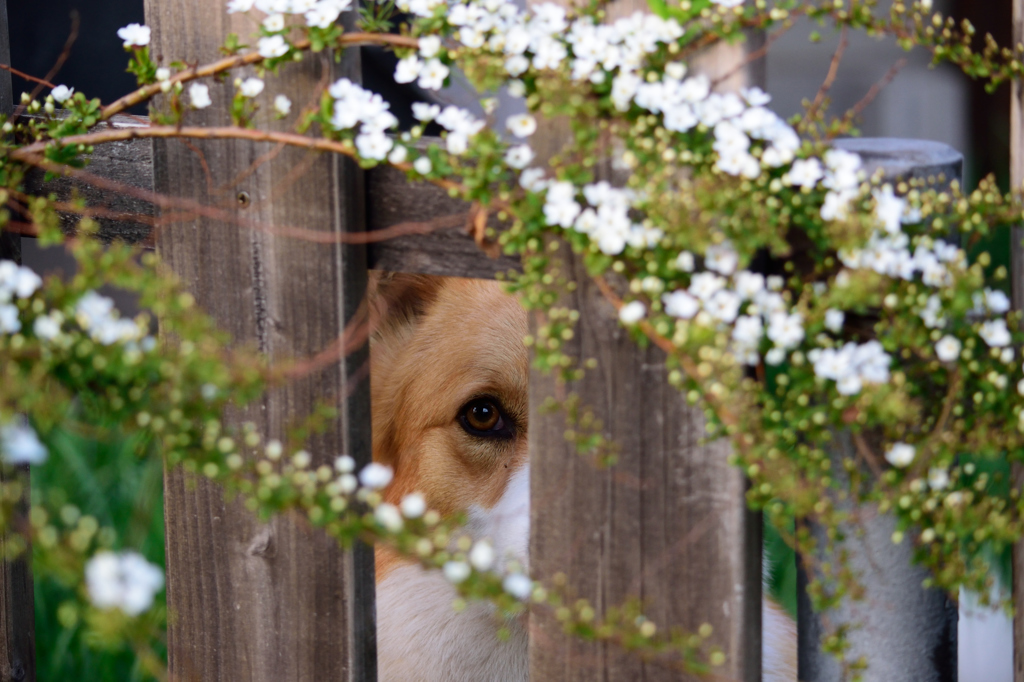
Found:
[0,64,56,90]
[803,26,849,125]
[99,33,420,121]
[851,432,884,479]
[848,58,908,119]
[12,151,471,245]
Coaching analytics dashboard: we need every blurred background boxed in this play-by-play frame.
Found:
[6,0,1016,679]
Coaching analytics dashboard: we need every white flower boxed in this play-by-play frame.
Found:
[400,493,426,518]
[503,573,533,600]
[520,168,548,192]
[51,85,74,103]
[469,540,495,570]
[928,467,950,491]
[676,251,695,272]
[394,55,423,84]
[663,290,699,319]
[305,1,345,28]
[387,146,407,164]
[505,55,530,77]
[355,130,393,160]
[506,114,537,138]
[0,305,19,334]
[33,312,62,340]
[189,83,212,109]
[783,158,823,188]
[704,241,738,275]
[443,560,471,584]
[117,23,151,48]
[505,144,534,169]
[338,474,358,494]
[239,77,265,98]
[618,301,645,324]
[263,13,286,31]
[413,157,432,175]
[765,347,786,365]
[705,290,741,323]
[873,185,906,235]
[412,102,440,122]
[85,551,164,616]
[733,271,764,300]
[688,272,726,301]
[358,462,393,489]
[155,68,171,81]
[273,94,292,116]
[374,503,404,532]
[446,132,468,155]
[935,335,961,362]
[0,261,41,300]
[767,312,804,349]
[227,0,256,11]
[979,319,1011,348]
[417,59,449,90]
[418,35,442,58]
[334,454,355,472]
[732,315,763,346]
[0,418,47,465]
[712,0,744,6]
[824,309,844,333]
[258,35,289,59]
[885,442,915,468]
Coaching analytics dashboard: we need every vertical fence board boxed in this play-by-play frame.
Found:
[527,10,763,680]
[798,139,962,682]
[1012,4,1024,681]
[143,1,375,680]
[0,3,35,679]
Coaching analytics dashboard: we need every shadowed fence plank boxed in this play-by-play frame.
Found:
[0,3,36,679]
[143,1,375,680]
[526,4,763,679]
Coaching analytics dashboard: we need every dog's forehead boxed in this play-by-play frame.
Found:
[414,279,529,399]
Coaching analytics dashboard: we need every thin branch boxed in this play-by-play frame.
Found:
[850,58,908,119]
[803,26,849,125]
[99,33,419,121]
[13,152,472,245]
[0,64,56,90]
[851,432,884,479]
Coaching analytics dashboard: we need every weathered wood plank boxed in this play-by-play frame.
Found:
[365,164,519,278]
[1012,2,1024,680]
[526,8,763,680]
[22,115,154,244]
[0,4,36,679]
[143,1,375,680]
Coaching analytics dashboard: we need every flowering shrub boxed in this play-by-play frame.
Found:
[4,0,1024,677]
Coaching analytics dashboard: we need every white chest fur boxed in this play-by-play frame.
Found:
[376,563,529,682]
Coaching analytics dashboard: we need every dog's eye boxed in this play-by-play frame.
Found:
[458,398,513,439]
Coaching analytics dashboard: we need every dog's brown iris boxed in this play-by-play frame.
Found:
[464,399,500,431]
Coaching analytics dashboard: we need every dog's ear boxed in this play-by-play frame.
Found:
[367,271,445,335]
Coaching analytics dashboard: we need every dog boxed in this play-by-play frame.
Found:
[369,272,797,681]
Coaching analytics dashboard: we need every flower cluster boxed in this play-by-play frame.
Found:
[85,551,165,616]
[328,78,399,160]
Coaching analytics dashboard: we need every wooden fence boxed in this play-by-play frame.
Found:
[0,0,1020,680]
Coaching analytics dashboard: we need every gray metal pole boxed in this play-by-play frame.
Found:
[796,139,962,682]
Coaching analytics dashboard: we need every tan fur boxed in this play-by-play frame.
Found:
[370,273,530,580]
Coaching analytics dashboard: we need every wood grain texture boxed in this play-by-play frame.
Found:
[22,115,154,244]
[1012,3,1024,680]
[143,1,375,680]
[0,8,35,679]
[366,164,520,278]
[526,8,762,680]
